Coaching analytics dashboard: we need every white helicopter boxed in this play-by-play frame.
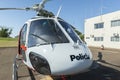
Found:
[0,0,93,80]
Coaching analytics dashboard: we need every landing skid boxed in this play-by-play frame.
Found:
[12,54,22,80]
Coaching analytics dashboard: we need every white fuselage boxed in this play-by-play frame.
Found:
[22,17,93,75]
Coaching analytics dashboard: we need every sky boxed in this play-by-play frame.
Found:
[0,0,120,37]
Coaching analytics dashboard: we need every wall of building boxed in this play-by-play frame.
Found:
[85,11,120,49]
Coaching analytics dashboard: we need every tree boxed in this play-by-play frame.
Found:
[0,26,12,37]
[74,29,82,35]
[79,34,84,41]
[73,28,84,41]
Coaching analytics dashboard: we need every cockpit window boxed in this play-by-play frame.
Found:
[59,20,82,43]
[28,19,69,47]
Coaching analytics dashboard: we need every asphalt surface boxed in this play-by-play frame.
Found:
[0,47,120,80]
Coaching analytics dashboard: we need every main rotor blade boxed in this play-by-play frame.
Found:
[0,0,52,16]
[0,8,32,11]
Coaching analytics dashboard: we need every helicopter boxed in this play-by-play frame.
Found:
[0,0,93,80]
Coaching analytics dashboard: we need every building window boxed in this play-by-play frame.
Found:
[111,20,120,27]
[111,36,120,42]
[94,37,103,41]
[94,22,104,29]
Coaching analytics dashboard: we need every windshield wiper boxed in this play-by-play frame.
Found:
[30,34,48,42]
[30,34,63,47]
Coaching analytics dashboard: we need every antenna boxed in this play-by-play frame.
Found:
[100,0,107,21]
[100,0,103,21]
[56,6,62,18]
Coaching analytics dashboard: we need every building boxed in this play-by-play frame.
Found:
[85,10,120,49]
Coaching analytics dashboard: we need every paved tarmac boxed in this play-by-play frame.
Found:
[0,47,120,80]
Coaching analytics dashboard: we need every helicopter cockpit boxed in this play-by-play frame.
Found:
[28,18,82,48]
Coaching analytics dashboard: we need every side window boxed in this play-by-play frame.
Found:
[20,24,27,45]
[20,24,27,61]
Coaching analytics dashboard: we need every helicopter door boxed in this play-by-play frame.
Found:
[19,24,27,61]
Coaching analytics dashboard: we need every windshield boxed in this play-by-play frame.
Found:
[59,20,82,43]
[28,19,69,47]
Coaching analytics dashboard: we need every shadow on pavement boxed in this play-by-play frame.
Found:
[17,61,120,80]
[64,63,120,80]
[98,60,120,68]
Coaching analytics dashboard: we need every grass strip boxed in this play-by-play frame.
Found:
[0,38,18,47]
